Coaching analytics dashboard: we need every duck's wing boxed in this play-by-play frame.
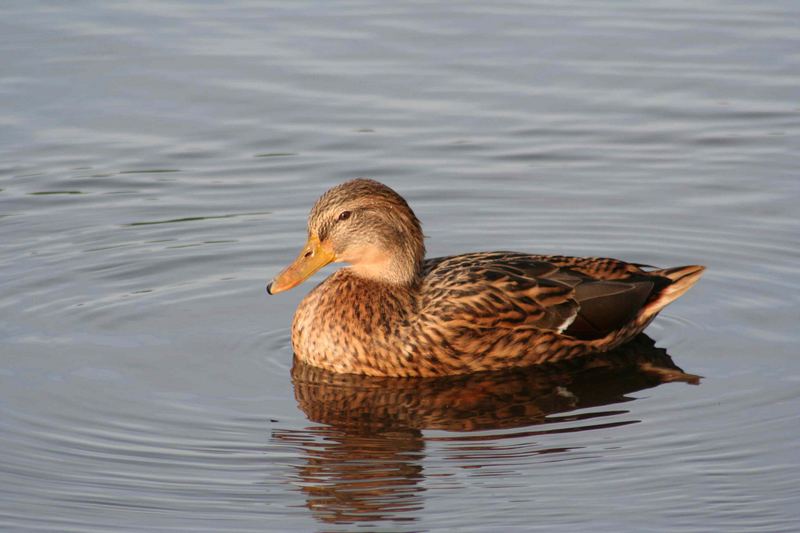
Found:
[420,252,577,333]
[421,252,656,339]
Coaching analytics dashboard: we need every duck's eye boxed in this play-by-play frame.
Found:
[337,211,352,221]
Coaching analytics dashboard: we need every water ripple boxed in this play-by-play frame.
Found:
[2,0,800,531]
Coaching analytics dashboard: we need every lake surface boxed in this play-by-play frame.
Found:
[2,1,799,531]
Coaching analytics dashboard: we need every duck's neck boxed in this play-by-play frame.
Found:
[341,237,425,288]
[346,252,422,287]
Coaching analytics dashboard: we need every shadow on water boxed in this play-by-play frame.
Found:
[273,335,700,525]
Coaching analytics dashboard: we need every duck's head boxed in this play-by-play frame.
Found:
[267,179,425,294]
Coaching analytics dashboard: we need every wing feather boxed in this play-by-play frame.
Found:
[421,252,579,333]
[420,252,660,343]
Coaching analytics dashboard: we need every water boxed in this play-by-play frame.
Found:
[2,1,799,531]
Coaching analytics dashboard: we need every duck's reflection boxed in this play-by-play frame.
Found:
[274,426,425,524]
[273,334,698,524]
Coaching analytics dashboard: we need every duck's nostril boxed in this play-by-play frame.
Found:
[304,250,313,258]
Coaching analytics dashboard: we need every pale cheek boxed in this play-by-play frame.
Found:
[337,244,389,266]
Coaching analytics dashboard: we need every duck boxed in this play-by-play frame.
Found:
[267,178,704,377]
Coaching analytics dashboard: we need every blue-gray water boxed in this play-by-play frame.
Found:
[2,1,799,531]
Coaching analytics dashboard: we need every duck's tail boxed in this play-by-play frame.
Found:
[643,265,706,317]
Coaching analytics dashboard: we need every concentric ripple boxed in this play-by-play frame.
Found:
[2,0,800,531]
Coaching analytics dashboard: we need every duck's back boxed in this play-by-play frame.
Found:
[411,252,704,375]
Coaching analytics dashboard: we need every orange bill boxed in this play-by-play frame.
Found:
[267,235,335,294]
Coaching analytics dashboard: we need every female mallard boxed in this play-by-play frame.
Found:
[267,179,704,377]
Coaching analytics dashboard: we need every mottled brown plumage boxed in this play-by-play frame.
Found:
[267,179,705,377]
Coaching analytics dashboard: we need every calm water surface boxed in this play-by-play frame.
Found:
[2,1,799,531]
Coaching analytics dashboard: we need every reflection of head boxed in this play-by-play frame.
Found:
[272,426,425,524]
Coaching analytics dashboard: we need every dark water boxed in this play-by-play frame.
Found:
[2,1,799,531]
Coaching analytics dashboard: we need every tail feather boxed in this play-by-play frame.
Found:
[643,265,705,316]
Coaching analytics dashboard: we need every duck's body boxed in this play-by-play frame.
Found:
[268,179,704,377]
